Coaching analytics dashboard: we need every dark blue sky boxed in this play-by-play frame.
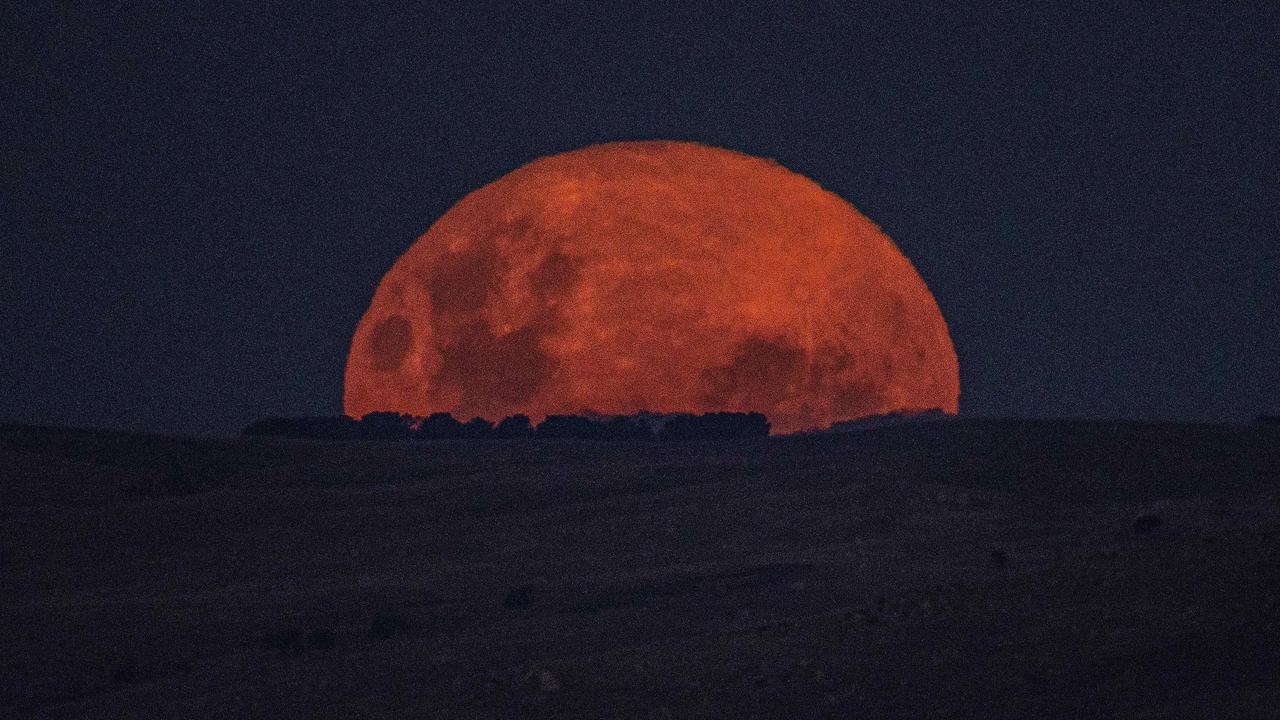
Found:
[4,2,1277,434]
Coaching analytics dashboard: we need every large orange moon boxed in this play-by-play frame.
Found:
[344,141,958,434]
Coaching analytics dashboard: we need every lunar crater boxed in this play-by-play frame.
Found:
[434,320,555,416]
[700,334,806,411]
[427,245,501,315]
[367,315,413,372]
[529,251,582,301]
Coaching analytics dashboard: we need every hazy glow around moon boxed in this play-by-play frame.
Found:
[345,141,959,434]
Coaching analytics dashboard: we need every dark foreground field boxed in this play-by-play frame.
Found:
[2,419,1278,718]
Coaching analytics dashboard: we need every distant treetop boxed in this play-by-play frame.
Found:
[241,410,772,441]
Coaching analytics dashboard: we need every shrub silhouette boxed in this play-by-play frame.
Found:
[459,417,495,439]
[358,412,415,439]
[494,414,534,438]
[535,414,601,439]
[657,412,769,441]
[418,412,464,439]
[243,410,770,441]
[600,415,654,440]
[533,414,655,440]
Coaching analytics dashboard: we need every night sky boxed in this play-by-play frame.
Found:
[4,2,1277,435]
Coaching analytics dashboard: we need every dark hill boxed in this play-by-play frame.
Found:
[1,419,1278,718]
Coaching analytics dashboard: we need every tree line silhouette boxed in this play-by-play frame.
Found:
[242,411,770,441]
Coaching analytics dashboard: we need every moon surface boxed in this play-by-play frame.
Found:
[344,141,958,434]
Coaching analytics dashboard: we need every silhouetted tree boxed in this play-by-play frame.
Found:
[600,415,654,440]
[657,412,769,441]
[358,412,415,439]
[535,414,600,439]
[418,412,463,439]
[532,413,658,440]
[653,413,695,440]
[241,410,769,442]
[494,414,534,439]
[459,416,495,439]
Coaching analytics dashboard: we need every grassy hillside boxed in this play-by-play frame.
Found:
[1,420,1278,718]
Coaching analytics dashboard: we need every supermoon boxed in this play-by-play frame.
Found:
[345,141,958,434]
